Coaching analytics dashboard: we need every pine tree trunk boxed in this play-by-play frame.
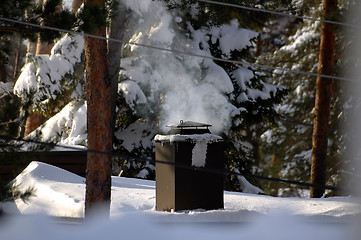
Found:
[72,0,82,13]
[0,59,6,83]
[24,111,45,136]
[35,0,62,55]
[84,0,113,217]
[25,10,36,65]
[12,35,22,81]
[108,1,127,112]
[310,0,337,198]
[35,37,53,55]
[270,153,281,196]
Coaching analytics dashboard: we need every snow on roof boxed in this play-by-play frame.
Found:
[154,134,223,143]
[1,161,360,239]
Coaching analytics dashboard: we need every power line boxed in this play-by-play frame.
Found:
[197,0,360,29]
[0,16,358,83]
[246,61,357,83]
[0,134,338,191]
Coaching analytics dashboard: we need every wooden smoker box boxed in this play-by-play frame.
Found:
[155,121,224,212]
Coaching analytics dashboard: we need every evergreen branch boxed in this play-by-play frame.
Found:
[270,50,320,66]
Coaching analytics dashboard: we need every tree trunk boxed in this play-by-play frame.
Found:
[72,0,83,13]
[13,35,22,81]
[84,0,113,218]
[270,153,281,196]
[108,1,127,108]
[35,37,53,55]
[35,0,62,55]
[25,9,37,64]
[23,111,45,136]
[310,0,337,198]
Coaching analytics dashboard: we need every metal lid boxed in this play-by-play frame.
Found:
[166,120,211,135]
[167,120,212,129]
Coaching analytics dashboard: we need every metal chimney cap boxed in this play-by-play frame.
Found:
[166,120,212,129]
[166,120,212,135]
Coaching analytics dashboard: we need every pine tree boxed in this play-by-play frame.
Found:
[258,10,322,195]
[259,0,353,196]
[1,0,77,137]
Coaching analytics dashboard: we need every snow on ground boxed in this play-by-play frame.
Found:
[1,161,361,240]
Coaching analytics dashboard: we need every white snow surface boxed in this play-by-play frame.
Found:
[63,0,72,10]
[279,21,320,56]
[26,100,87,147]
[1,161,361,239]
[115,120,157,152]
[14,34,84,105]
[191,141,208,167]
[118,80,147,110]
[233,168,264,195]
[154,134,223,143]
[211,19,258,57]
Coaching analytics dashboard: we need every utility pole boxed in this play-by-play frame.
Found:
[310,0,337,198]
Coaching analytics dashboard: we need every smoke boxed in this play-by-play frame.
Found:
[120,0,236,134]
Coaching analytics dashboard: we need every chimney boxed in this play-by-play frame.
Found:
[155,120,224,212]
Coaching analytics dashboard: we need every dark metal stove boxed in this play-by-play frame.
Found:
[155,120,224,212]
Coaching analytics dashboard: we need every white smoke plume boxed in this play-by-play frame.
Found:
[119,0,256,134]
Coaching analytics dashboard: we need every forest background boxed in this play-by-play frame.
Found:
[0,0,358,198]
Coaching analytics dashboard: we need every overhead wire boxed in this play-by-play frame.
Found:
[0,134,338,191]
[197,0,361,29]
[0,16,358,83]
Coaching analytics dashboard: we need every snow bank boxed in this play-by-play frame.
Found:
[1,161,360,239]
[2,161,360,219]
[10,161,85,217]
[0,211,358,240]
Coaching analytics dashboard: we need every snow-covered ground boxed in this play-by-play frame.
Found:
[1,161,361,240]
